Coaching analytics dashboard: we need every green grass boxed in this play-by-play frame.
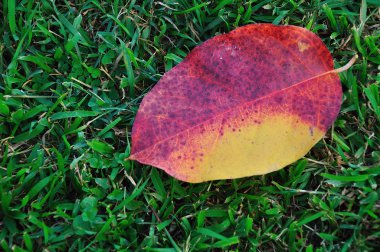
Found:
[1,0,379,251]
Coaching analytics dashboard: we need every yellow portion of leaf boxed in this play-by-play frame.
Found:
[170,114,323,183]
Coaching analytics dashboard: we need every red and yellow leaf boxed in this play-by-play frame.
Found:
[130,24,352,183]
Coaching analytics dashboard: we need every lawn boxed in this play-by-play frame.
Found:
[1,0,379,251]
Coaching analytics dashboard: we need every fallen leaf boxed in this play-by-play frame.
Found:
[129,24,356,183]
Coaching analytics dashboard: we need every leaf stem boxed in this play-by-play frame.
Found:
[332,55,358,73]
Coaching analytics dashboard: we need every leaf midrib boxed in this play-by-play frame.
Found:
[131,70,337,158]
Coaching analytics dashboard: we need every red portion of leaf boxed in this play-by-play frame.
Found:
[131,24,341,155]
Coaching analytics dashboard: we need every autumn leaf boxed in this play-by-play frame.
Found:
[129,24,357,183]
